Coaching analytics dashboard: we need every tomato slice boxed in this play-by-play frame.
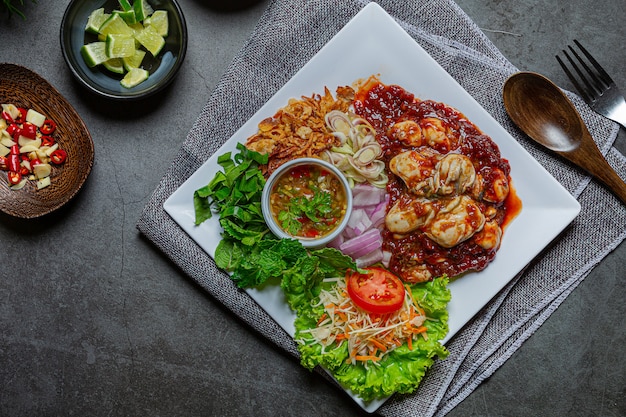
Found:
[346,267,405,314]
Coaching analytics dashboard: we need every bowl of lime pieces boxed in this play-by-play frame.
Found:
[61,0,187,100]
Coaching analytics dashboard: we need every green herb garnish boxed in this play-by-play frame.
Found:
[277,189,333,235]
[194,143,272,273]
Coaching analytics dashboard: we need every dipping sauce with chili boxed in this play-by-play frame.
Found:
[262,158,352,248]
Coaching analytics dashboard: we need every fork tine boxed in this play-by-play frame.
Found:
[564,46,601,99]
[567,43,606,97]
[555,53,592,103]
[573,39,613,88]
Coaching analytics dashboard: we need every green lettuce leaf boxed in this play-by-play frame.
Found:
[287,274,451,402]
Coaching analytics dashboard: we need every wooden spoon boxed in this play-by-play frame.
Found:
[503,71,626,205]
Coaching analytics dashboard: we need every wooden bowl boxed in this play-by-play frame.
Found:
[0,63,94,218]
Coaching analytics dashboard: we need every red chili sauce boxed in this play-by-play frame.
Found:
[353,77,521,281]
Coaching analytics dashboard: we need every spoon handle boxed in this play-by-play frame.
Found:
[561,136,626,205]
[592,161,626,205]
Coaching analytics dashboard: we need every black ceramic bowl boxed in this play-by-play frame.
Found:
[60,0,187,100]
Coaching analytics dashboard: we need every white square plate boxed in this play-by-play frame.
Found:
[164,2,580,412]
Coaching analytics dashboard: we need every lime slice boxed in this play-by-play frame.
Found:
[118,0,133,12]
[120,68,149,89]
[134,25,164,56]
[85,8,110,34]
[122,49,146,71]
[129,22,144,33]
[103,58,125,74]
[144,10,168,37]
[80,42,109,67]
[98,13,135,40]
[133,0,154,22]
[112,9,137,25]
[105,33,136,58]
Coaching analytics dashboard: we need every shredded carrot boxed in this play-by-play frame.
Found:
[335,309,348,323]
[414,325,428,334]
[317,313,328,326]
[369,337,388,352]
[350,347,359,359]
[355,355,381,362]
[407,335,413,351]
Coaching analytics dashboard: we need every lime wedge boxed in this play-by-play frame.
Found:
[118,0,133,12]
[112,9,137,25]
[133,0,154,22]
[134,25,164,56]
[98,13,135,40]
[81,42,109,67]
[144,10,168,37]
[122,49,146,71]
[85,8,110,34]
[105,33,136,58]
[103,58,125,74]
[120,68,149,89]
[129,22,144,33]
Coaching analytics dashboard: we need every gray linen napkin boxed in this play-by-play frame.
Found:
[136,0,626,415]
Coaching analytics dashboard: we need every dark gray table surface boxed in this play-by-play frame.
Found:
[1,1,624,416]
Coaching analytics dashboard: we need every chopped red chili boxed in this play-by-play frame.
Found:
[1,110,14,123]
[5,123,18,137]
[40,119,57,135]
[8,146,20,172]
[41,136,55,146]
[50,149,67,164]
[7,171,22,185]
[14,107,27,124]
[19,122,37,139]
[0,155,8,170]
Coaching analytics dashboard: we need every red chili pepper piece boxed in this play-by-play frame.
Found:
[8,145,20,172]
[50,149,67,165]
[290,166,310,178]
[19,122,37,139]
[0,155,8,170]
[5,123,18,137]
[7,171,22,185]
[30,158,41,168]
[40,119,56,135]
[41,136,55,146]
[8,154,20,172]
[14,107,27,124]
[1,110,14,123]
[20,165,30,176]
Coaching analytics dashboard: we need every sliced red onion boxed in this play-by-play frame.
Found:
[347,208,368,229]
[356,248,384,268]
[352,183,386,207]
[339,228,382,259]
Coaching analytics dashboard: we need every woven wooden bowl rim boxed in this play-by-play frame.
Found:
[0,63,94,218]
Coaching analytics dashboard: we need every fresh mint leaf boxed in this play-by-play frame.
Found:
[230,238,308,288]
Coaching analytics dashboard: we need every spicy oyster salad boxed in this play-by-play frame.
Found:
[193,74,514,401]
[192,74,515,400]
[193,143,450,401]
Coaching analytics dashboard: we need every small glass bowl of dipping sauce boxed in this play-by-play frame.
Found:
[261,158,352,248]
